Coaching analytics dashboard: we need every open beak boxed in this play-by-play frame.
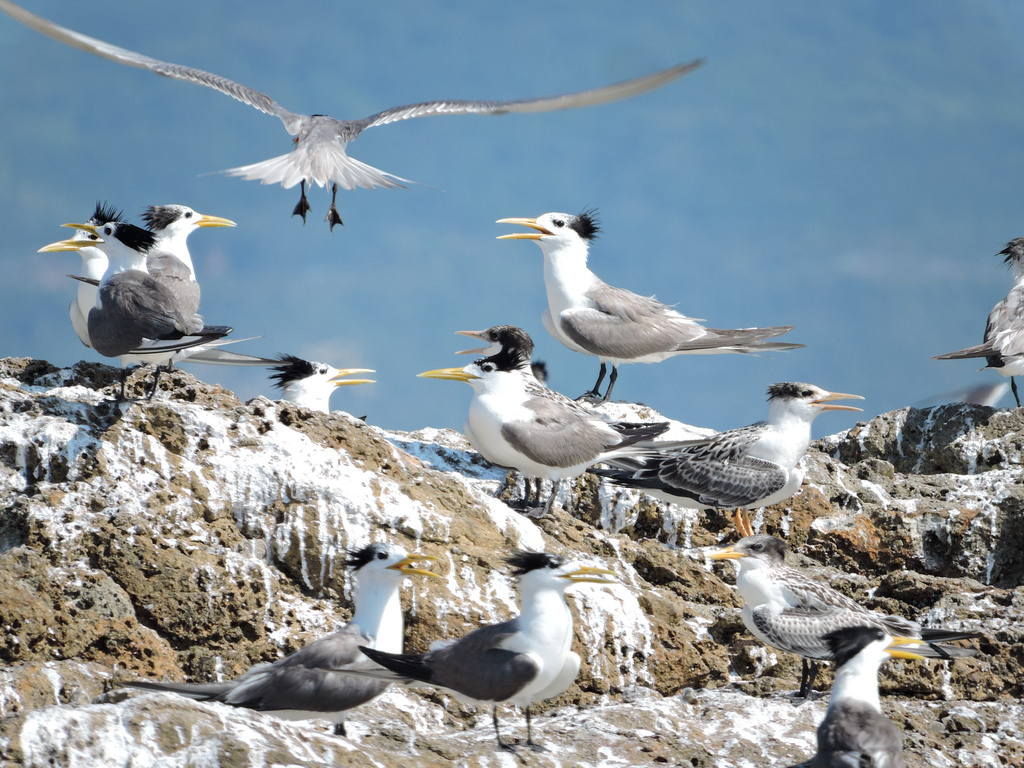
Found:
[496,217,550,240]
[418,367,480,383]
[388,553,444,579]
[886,636,928,660]
[330,368,375,387]
[455,329,492,355]
[813,391,864,412]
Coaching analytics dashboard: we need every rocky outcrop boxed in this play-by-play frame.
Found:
[0,357,1021,767]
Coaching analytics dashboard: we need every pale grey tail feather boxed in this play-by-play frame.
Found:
[120,679,235,700]
[933,343,995,360]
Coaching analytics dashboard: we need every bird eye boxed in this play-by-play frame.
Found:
[751,542,763,551]
[184,211,193,219]
[482,362,496,372]
[552,219,565,228]
[376,551,387,560]
[489,331,499,341]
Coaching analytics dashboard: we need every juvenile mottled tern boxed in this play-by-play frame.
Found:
[0,0,703,229]
[592,383,862,515]
[709,532,981,697]
[498,210,803,400]
[419,327,668,514]
[269,355,375,412]
[351,551,617,750]
[122,543,440,736]
[934,237,1024,407]
[799,627,924,768]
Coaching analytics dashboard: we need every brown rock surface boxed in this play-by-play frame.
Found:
[0,357,1021,767]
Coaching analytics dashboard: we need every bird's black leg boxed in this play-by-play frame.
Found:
[333,721,347,737]
[525,706,547,751]
[117,367,130,401]
[1013,376,1021,407]
[292,179,312,223]
[798,659,819,698]
[541,480,562,517]
[602,365,619,401]
[493,706,514,751]
[325,183,344,230]
[578,363,607,400]
[146,365,168,400]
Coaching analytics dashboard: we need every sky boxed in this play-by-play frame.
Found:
[3,1,1024,438]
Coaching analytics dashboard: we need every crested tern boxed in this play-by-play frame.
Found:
[40,219,232,399]
[350,551,617,750]
[141,204,236,320]
[122,543,441,736]
[498,210,804,400]
[709,532,981,697]
[419,326,669,514]
[269,355,375,412]
[801,626,925,768]
[591,383,862,515]
[934,237,1024,407]
[36,200,123,349]
[456,325,550,384]
[0,0,703,229]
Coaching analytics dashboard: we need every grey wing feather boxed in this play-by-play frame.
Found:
[356,59,704,132]
[559,283,798,359]
[0,0,301,130]
[599,424,786,506]
[425,620,540,702]
[501,396,622,468]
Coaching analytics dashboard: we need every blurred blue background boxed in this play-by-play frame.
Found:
[3,1,1024,435]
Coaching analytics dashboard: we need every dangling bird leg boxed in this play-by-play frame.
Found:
[325,182,344,230]
[292,179,312,223]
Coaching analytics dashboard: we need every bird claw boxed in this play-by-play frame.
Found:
[326,205,343,231]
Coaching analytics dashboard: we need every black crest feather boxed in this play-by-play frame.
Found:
[507,550,564,576]
[90,201,124,226]
[1000,238,1024,266]
[142,205,185,232]
[105,221,156,253]
[824,625,888,668]
[766,382,816,401]
[269,355,323,388]
[346,543,391,569]
[475,327,533,372]
[571,208,601,241]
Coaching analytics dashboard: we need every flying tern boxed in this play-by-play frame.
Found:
[348,550,617,750]
[0,0,704,229]
[592,383,862,517]
[498,210,804,400]
[419,326,669,514]
[269,355,375,412]
[709,531,981,697]
[799,627,925,768]
[122,543,441,736]
[934,237,1024,407]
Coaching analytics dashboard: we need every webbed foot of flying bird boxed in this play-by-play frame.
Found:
[326,183,343,231]
[292,180,312,223]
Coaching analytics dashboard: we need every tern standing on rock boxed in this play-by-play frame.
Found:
[420,327,669,514]
[122,543,441,736]
[349,551,618,751]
